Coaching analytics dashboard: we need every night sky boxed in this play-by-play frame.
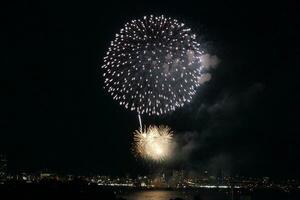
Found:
[1,1,299,178]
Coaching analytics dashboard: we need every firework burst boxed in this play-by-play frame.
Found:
[133,125,174,162]
[102,15,209,116]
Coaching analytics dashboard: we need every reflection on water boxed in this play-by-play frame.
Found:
[120,190,193,200]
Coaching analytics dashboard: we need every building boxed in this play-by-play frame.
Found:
[0,155,7,180]
[169,170,186,188]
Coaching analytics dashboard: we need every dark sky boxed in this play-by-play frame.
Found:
[1,0,299,178]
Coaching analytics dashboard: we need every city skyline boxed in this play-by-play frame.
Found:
[1,159,299,192]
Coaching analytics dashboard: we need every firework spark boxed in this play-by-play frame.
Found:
[102,15,210,116]
[133,125,174,162]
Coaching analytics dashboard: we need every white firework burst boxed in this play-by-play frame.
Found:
[102,15,209,116]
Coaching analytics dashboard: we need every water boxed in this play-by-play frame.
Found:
[120,190,192,200]
[119,190,227,200]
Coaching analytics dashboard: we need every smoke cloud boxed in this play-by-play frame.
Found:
[200,54,220,69]
[198,73,212,84]
[170,83,264,176]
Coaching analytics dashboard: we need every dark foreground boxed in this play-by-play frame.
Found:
[1,181,300,200]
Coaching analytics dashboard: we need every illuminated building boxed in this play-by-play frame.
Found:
[0,155,7,181]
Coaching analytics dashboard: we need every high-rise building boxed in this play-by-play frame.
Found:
[169,170,186,188]
[0,155,7,180]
